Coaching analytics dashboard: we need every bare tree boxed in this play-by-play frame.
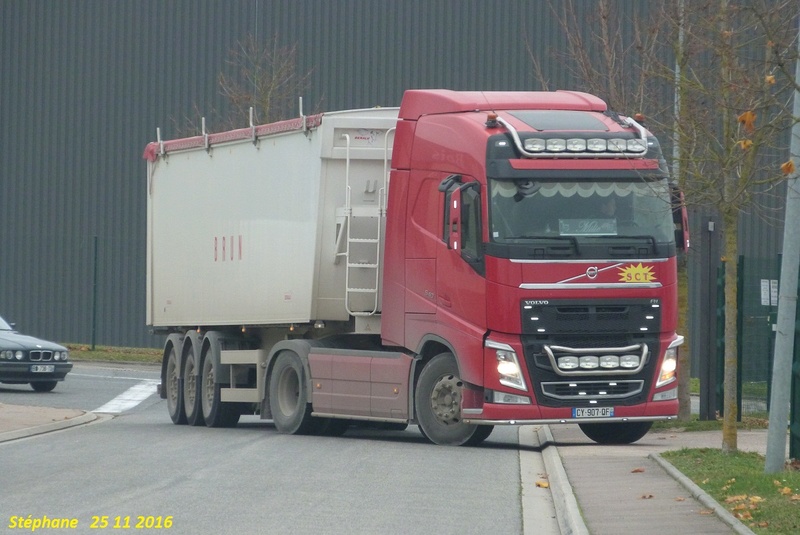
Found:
[219,34,313,125]
[663,0,797,453]
[172,34,313,136]
[530,0,800,452]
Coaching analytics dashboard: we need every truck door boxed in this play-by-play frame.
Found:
[436,175,487,337]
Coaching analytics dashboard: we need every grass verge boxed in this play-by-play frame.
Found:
[661,448,800,534]
[65,344,161,364]
[652,415,769,432]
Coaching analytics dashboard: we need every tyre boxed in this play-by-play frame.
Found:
[182,345,205,426]
[30,381,57,392]
[578,421,653,444]
[165,347,186,425]
[200,347,241,428]
[414,352,491,446]
[315,418,350,437]
[268,351,316,434]
[375,422,409,432]
[464,425,494,446]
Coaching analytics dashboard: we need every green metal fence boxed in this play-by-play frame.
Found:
[716,255,800,459]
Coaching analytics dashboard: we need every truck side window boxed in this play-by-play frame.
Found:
[461,184,485,275]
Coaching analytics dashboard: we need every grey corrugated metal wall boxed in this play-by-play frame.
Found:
[0,0,788,348]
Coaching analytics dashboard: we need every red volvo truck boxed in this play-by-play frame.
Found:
[145,89,687,446]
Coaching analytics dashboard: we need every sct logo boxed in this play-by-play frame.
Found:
[618,263,656,283]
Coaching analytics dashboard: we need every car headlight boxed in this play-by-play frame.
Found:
[15,351,24,360]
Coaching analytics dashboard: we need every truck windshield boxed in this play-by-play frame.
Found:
[489,178,674,249]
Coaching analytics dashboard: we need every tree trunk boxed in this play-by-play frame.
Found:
[677,342,692,421]
[721,209,738,453]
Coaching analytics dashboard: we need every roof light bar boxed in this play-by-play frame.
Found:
[496,115,650,159]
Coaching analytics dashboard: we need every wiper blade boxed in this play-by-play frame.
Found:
[597,235,657,248]
[506,235,580,253]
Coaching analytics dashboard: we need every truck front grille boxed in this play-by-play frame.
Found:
[520,298,660,407]
[541,380,643,400]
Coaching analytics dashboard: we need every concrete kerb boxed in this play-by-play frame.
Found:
[535,425,590,535]
[650,453,757,535]
[0,410,98,443]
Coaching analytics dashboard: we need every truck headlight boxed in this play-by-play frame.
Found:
[487,340,527,392]
[656,347,678,387]
[557,356,579,370]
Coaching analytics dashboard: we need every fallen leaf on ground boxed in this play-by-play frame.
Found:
[641,494,654,500]
[535,480,550,488]
[631,467,645,473]
[725,494,748,504]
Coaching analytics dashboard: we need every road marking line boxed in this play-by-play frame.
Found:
[93,380,160,414]
[70,372,159,382]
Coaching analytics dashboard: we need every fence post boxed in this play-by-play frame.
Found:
[91,235,98,351]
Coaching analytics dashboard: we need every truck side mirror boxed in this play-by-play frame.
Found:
[440,175,463,249]
[671,185,690,251]
[447,187,462,250]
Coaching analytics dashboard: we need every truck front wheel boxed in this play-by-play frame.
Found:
[200,348,241,428]
[578,421,652,444]
[415,352,493,446]
[165,347,186,425]
[269,351,316,435]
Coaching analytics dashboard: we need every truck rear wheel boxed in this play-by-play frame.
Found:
[165,347,186,425]
[182,345,205,426]
[269,351,316,435]
[415,352,493,446]
[200,348,241,428]
[578,421,652,444]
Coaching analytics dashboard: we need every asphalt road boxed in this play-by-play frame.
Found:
[0,362,560,534]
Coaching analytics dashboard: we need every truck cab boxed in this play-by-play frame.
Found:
[382,90,685,444]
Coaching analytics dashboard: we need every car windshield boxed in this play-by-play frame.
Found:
[489,178,674,245]
[0,317,12,330]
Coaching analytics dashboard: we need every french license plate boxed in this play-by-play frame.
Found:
[573,407,614,418]
[30,365,55,373]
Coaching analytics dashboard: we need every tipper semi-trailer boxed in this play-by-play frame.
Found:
[144,89,688,446]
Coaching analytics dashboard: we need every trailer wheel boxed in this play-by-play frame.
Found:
[182,345,205,426]
[200,348,241,428]
[578,421,652,444]
[415,352,491,446]
[269,351,316,435]
[165,347,186,425]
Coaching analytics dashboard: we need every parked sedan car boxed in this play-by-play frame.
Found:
[0,315,72,392]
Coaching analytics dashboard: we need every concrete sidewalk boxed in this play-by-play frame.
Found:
[546,424,784,535]
[0,402,97,442]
